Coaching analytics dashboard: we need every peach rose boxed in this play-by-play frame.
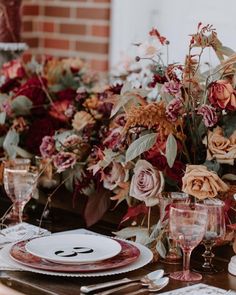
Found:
[72,111,95,131]
[129,160,164,207]
[182,165,228,199]
[208,80,236,110]
[203,127,236,165]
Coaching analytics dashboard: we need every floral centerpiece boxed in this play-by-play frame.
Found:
[85,23,236,256]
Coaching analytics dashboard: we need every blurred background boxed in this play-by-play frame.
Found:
[21,0,236,72]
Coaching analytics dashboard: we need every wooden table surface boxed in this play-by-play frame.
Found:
[0,199,236,295]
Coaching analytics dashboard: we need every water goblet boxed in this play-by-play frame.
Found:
[159,192,189,264]
[3,167,38,223]
[169,203,208,281]
[3,158,31,222]
[194,200,225,274]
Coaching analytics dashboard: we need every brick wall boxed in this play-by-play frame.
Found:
[22,0,111,72]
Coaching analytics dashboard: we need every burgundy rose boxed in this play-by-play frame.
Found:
[14,77,48,105]
[197,104,218,127]
[145,153,167,171]
[56,88,77,101]
[166,160,186,186]
[40,136,56,158]
[25,118,55,155]
[53,151,77,173]
[148,74,168,88]
[0,78,20,93]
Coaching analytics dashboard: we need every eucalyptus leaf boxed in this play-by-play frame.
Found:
[11,96,33,116]
[126,133,158,163]
[113,227,151,245]
[203,160,221,173]
[165,133,177,168]
[222,114,236,137]
[62,164,83,192]
[0,112,6,124]
[3,130,20,158]
[13,146,33,158]
[110,95,133,118]
[121,81,133,95]
[55,130,73,151]
[222,174,236,181]
[156,240,166,258]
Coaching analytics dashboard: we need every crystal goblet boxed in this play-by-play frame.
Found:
[3,167,38,223]
[3,158,31,222]
[194,200,225,274]
[169,203,208,281]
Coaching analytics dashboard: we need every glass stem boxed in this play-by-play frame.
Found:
[202,240,214,269]
[183,249,192,273]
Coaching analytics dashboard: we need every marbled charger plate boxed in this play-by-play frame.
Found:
[1,239,153,277]
[159,283,236,295]
[10,239,139,272]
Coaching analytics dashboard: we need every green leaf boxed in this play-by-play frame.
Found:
[54,130,73,151]
[110,95,133,118]
[203,160,221,173]
[125,133,157,163]
[3,130,20,158]
[156,240,166,258]
[113,227,151,245]
[13,146,33,158]
[165,133,177,168]
[11,96,33,116]
[222,114,236,137]
[0,112,6,124]
[121,81,133,95]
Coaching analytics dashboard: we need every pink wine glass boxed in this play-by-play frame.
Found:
[169,203,208,281]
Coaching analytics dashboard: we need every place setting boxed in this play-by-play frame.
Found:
[0,231,154,278]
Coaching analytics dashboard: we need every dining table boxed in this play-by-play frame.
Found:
[0,196,235,295]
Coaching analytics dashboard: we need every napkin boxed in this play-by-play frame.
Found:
[0,222,50,271]
[0,227,94,271]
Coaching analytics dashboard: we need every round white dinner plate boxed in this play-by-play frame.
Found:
[25,234,122,264]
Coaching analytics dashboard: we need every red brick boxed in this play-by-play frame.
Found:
[23,5,39,16]
[76,41,108,54]
[77,8,110,20]
[90,59,109,71]
[23,37,39,47]
[40,22,55,33]
[23,21,33,32]
[44,38,70,50]
[60,24,86,35]
[91,25,109,37]
[44,6,70,18]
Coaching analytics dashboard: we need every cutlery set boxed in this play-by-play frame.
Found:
[80,269,169,294]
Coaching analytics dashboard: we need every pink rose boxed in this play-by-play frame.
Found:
[129,160,164,207]
[53,152,77,173]
[40,136,56,158]
[103,162,128,190]
[208,80,236,110]
[197,104,218,127]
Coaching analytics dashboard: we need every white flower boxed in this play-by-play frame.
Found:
[137,37,161,58]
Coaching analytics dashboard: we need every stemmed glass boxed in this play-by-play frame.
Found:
[3,159,31,222]
[159,192,189,264]
[194,200,225,273]
[3,166,38,223]
[169,203,208,281]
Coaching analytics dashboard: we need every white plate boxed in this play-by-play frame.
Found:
[25,234,122,264]
[3,239,153,277]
